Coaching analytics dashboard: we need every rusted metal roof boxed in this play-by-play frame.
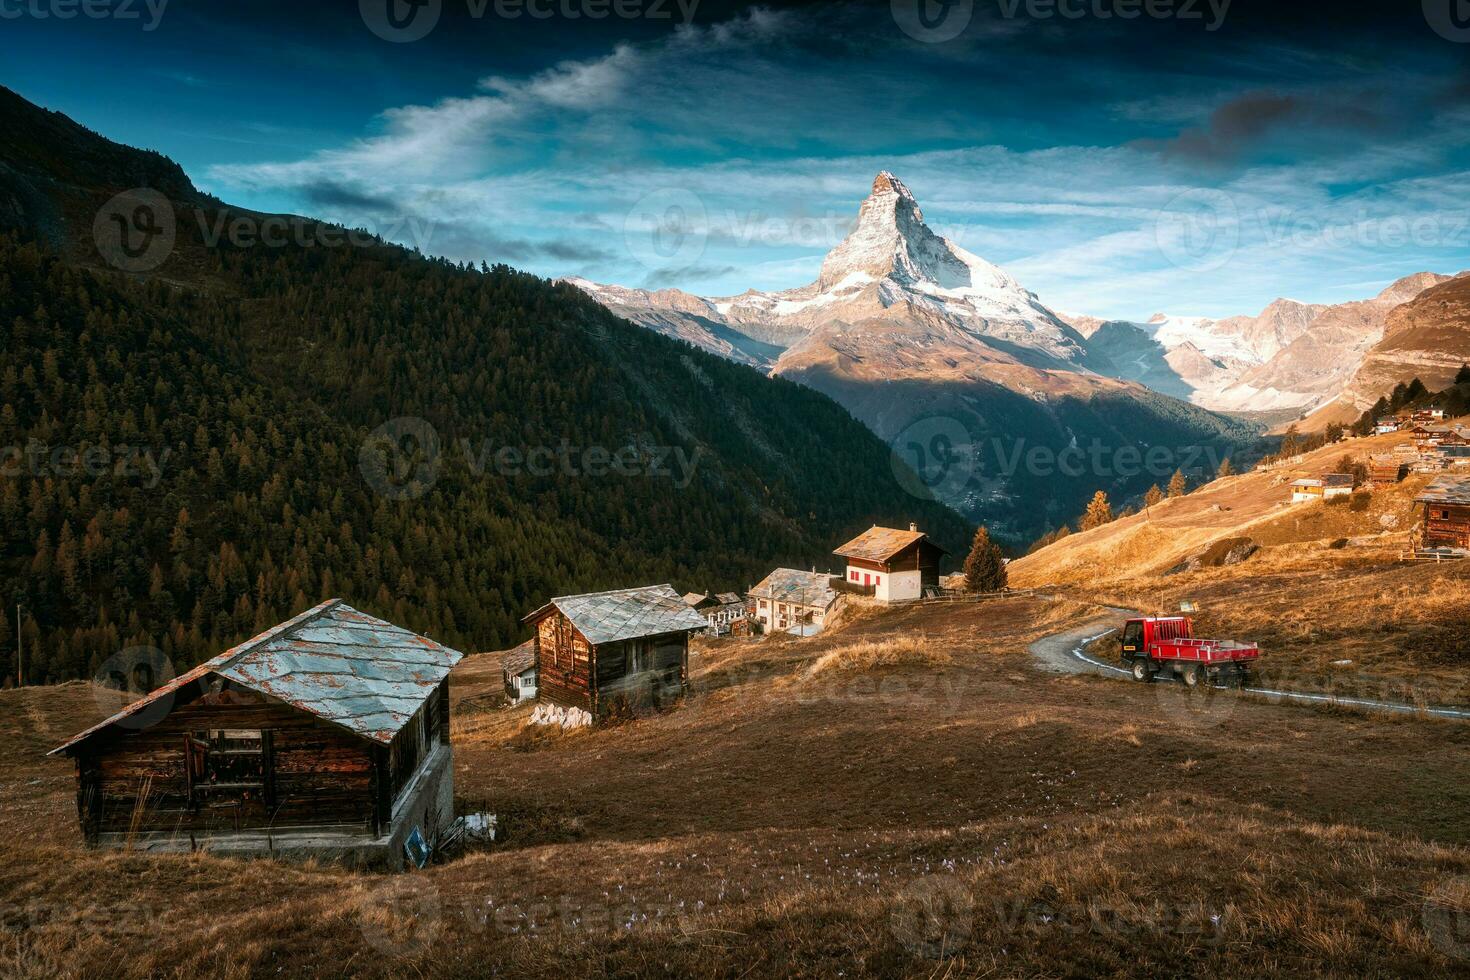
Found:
[1417,475,1470,506]
[748,568,838,609]
[834,525,943,563]
[522,584,708,646]
[50,600,462,755]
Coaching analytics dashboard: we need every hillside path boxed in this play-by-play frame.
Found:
[1027,601,1470,720]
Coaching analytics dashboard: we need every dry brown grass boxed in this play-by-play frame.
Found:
[2,593,1468,977]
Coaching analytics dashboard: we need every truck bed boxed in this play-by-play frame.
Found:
[1152,638,1260,664]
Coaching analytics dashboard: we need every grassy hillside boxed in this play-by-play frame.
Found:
[1011,428,1470,694]
[5,596,1469,976]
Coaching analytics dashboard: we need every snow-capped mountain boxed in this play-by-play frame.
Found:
[569,172,1249,542]
[569,171,1092,369]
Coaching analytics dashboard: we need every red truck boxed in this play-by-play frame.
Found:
[1118,616,1259,687]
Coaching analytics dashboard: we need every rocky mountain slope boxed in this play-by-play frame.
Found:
[573,173,1255,542]
[1297,273,1470,428]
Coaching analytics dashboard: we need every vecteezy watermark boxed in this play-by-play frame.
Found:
[92,647,176,729]
[0,441,171,489]
[890,417,976,503]
[1155,192,1470,272]
[92,190,437,274]
[889,423,1233,501]
[459,437,702,488]
[997,0,1231,30]
[359,417,443,501]
[195,211,437,254]
[623,188,709,272]
[94,189,177,274]
[0,0,169,30]
[1155,189,1240,273]
[360,0,700,43]
[360,877,443,957]
[1424,0,1470,43]
[891,0,974,43]
[890,876,1231,958]
[359,418,704,499]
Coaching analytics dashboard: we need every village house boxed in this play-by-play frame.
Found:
[1375,417,1401,435]
[501,640,537,703]
[524,584,707,722]
[1414,476,1470,556]
[1290,474,1354,503]
[834,524,947,602]
[48,600,461,870]
[681,591,747,635]
[1369,454,1407,485]
[748,568,840,634]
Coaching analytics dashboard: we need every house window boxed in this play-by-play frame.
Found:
[186,729,272,807]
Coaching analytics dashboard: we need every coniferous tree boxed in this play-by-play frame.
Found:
[1167,470,1188,498]
[962,526,1007,593]
[1144,484,1164,508]
[1081,491,1114,531]
[1216,456,1233,478]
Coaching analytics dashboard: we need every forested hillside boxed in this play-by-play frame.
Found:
[0,88,969,686]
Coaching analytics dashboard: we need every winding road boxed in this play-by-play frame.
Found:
[1028,605,1470,721]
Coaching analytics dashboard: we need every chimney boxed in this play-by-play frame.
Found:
[909,522,919,533]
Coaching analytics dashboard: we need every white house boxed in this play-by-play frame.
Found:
[748,569,838,634]
[833,524,947,603]
[502,641,537,702]
[1290,474,1353,503]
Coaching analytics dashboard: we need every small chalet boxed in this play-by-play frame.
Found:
[1369,454,1406,485]
[682,591,746,635]
[749,569,839,633]
[523,584,707,722]
[834,523,947,602]
[1290,475,1353,503]
[49,600,462,870]
[1374,418,1401,435]
[502,640,537,703]
[1415,476,1470,555]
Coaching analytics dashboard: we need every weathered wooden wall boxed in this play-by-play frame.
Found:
[1424,503,1470,549]
[76,685,377,843]
[535,612,593,712]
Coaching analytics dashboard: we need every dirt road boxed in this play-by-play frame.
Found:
[1027,603,1470,721]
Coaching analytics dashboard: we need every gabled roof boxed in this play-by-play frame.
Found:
[1291,479,1323,488]
[834,525,945,563]
[714,592,743,606]
[1417,475,1470,506]
[501,640,535,677]
[51,600,462,755]
[1322,474,1355,488]
[522,584,709,645]
[749,568,838,609]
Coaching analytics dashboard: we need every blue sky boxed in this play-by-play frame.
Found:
[5,0,1470,318]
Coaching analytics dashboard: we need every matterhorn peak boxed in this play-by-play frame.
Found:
[817,171,1023,299]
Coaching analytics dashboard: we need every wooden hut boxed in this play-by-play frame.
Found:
[1415,476,1470,554]
[523,584,707,722]
[48,600,462,870]
[501,640,537,703]
[1369,454,1406,485]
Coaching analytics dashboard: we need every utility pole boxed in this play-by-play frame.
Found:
[15,602,22,689]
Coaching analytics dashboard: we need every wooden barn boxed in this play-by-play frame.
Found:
[523,584,708,722]
[834,523,947,602]
[1369,454,1406,485]
[48,600,462,870]
[501,640,537,703]
[1415,476,1470,555]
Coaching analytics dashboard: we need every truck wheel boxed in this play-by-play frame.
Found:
[1131,661,1152,683]
[1183,665,1203,688]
